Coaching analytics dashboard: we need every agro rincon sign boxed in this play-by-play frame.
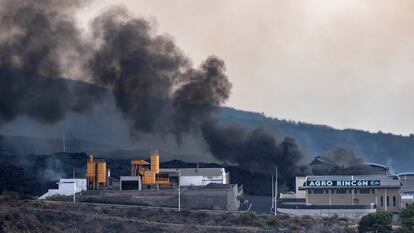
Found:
[306,180,381,187]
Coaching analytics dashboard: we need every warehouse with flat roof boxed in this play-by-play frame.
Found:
[160,167,229,186]
[278,174,403,219]
[304,175,402,212]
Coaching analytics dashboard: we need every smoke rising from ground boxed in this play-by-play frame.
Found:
[326,148,363,168]
[0,0,304,176]
[311,147,381,175]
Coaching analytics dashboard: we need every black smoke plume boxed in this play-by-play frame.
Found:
[88,7,232,136]
[0,0,305,180]
[89,8,189,133]
[201,121,304,177]
[173,58,231,135]
[326,148,363,168]
[310,148,382,175]
[0,0,101,124]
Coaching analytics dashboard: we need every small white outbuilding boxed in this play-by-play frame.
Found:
[39,178,87,199]
[177,168,229,186]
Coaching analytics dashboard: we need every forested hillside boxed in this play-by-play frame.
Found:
[219,107,414,172]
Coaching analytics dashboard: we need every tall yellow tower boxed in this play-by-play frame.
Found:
[130,149,169,187]
[150,149,160,174]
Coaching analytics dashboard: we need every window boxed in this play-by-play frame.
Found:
[372,189,376,194]
[336,189,347,194]
[393,196,396,207]
[381,196,384,207]
[313,189,324,194]
[348,189,352,194]
[359,189,370,194]
[387,196,390,207]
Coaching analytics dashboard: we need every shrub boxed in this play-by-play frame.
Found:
[358,212,392,233]
[401,205,414,233]
[239,212,259,226]
[265,215,280,228]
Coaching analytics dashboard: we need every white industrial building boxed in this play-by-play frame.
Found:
[160,167,229,186]
[278,175,402,219]
[179,168,229,186]
[39,178,87,199]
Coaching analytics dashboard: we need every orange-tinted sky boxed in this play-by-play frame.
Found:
[77,0,414,135]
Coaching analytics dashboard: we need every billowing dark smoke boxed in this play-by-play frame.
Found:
[89,8,189,133]
[173,58,231,135]
[0,0,233,139]
[311,147,381,175]
[0,0,101,124]
[89,8,231,134]
[326,148,363,167]
[0,0,305,180]
[201,121,304,177]
[328,148,380,175]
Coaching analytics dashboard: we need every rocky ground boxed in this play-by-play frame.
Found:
[0,192,358,233]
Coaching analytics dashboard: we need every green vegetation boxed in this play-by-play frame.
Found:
[401,205,414,233]
[358,212,392,233]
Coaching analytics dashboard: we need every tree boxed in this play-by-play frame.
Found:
[401,205,414,233]
[358,212,392,233]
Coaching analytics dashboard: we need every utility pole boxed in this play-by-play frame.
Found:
[73,169,76,204]
[274,165,278,216]
[271,175,274,211]
[177,169,181,211]
[63,135,66,153]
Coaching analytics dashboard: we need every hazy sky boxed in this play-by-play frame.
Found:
[77,0,414,135]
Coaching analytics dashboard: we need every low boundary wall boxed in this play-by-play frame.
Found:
[277,207,376,219]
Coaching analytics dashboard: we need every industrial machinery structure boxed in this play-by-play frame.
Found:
[130,150,170,187]
[86,154,107,189]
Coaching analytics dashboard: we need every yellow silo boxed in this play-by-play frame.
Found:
[97,161,107,186]
[86,155,96,189]
[150,150,160,174]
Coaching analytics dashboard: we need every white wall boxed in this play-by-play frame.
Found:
[179,168,228,186]
[295,177,306,199]
[180,176,203,186]
[58,179,87,193]
[180,175,226,186]
[39,179,87,199]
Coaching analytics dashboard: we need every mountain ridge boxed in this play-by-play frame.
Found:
[0,76,413,172]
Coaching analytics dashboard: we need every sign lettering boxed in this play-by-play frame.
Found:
[306,180,380,187]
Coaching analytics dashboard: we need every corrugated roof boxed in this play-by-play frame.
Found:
[398,172,414,177]
[364,162,389,171]
[131,160,149,165]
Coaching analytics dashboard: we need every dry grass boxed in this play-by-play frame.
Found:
[0,193,357,233]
